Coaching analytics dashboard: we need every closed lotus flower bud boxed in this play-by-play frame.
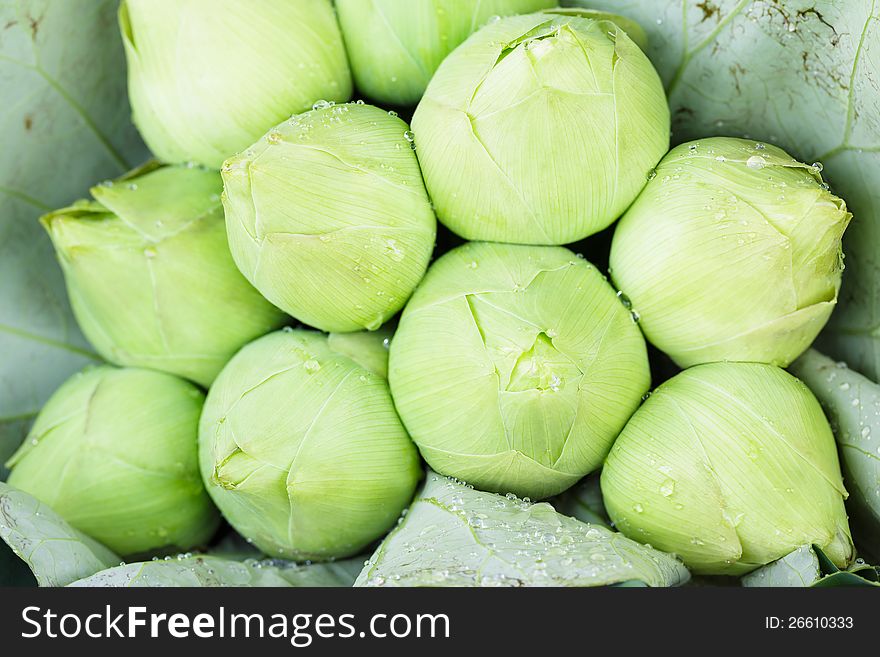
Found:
[42,164,285,387]
[222,102,436,332]
[601,363,854,575]
[610,137,851,368]
[335,0,555,106]
[6,366,219,556]
[120,0,352,168]
[411,10,669,244]
[389,242,650,500]
[199,329,421,560]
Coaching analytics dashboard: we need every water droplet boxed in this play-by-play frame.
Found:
[811,161,824,172]
[143,247,157,258]
[646,169,657,181]
[660,480,675,497]
[312,100,333,111]
[388,110,398,117]
[632,503,644,513]
[746,155,767,170]
[303,359,321,374]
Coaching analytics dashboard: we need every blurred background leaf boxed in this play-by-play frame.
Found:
[0,0,148,489]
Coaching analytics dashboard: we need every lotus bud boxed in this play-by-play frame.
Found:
[411,10,669,244]
[389,242,650,500]
[5,366,219,556]
[41,164,286,387]
[119,0,352,168]
[199,329,421,560]
[222,102,436,333]
[335,0,555,107]
[610,137,851,368]
[601,362,854,575]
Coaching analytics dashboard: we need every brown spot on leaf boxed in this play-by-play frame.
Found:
[27,13,42,39]
[24,115,33,131]
[696,1,720,22]
[798,8,840,46]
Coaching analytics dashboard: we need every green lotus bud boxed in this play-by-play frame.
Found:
[335,0,555,107]
[411,10,668,244]
[42,164,285,387]
[389,242,650,500]
[6,366,219,556]
[601,362,854,575]
[610,137,851,368]
[222,103,436,332]
[119,0,352,168]
[199,329,421,560]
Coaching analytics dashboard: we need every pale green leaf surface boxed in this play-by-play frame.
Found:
[566,0,880,380]
[355,471,690,587]
[741,545,821,587]
[69,556,362,587]
[0,0,148,478]
[789,349,880,556]
[744,544,880,586]
[0,481,119,586]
